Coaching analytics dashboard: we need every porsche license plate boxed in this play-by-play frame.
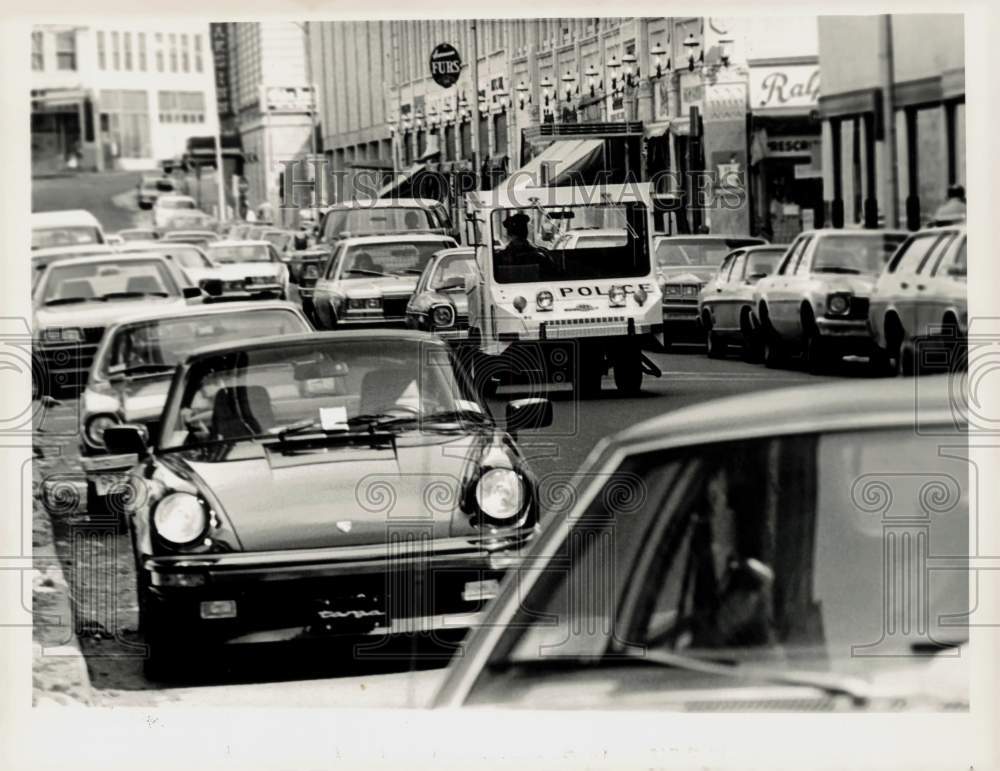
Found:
[310,594,387,635]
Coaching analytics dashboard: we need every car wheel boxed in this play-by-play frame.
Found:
[612,345,643,396]
[576,350,604,399]
[706,329,726,359]
[803,328,828,375]
[762,327,785,369]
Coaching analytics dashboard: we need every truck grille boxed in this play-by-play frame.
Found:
[540,316,630,340]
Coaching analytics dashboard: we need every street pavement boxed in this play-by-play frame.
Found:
[30,171,869,707]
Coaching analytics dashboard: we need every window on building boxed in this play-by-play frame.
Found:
[158,91,206,124]
[124,32,133,70]
[111,31,120,70]
[99,90,151,158]
[194,34,203,72]
[138,32,147,71]
[169,33,177,72]
[96,30,106,69]
[31,30,44,71]
[181,34,190,72]
[55,30,77,71]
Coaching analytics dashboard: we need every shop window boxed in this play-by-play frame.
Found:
[56,30,77,71]
[158,91,207,124]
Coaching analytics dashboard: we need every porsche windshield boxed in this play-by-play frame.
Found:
[160,338,476,450]
[490,202,649,283]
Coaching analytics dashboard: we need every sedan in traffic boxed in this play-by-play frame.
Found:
[204,240,291,300]
[106,330,550,679]
[432,375,968,711]
[405,247,476,341]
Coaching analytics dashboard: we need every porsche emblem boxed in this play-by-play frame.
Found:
[336,520,353,533]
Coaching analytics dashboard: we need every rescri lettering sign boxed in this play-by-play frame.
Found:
[430,43,462,89]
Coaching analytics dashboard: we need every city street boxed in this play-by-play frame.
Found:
[30,169,881,706]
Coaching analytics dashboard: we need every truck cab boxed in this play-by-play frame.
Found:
[462,183,663,396]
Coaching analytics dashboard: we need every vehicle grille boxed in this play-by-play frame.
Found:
[383,297,410,320]
[455,313,469,330]
[540,316,630,340]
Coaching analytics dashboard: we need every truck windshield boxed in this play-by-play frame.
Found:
[490,202,650,283]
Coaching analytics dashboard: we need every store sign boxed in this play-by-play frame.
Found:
[750,64,820,111]
[210,23,233,117]
[263,86,315,113]
[765,135,820,157]
[430,43,462,89]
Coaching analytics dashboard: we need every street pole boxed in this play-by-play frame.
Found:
[880,14,899,229]
[470,19,481,188]
[214,131,226,223]
[304,22,319,223]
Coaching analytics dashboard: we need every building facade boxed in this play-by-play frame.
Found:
[223,22,315,218]
[31,23,219,174]
[817,15,965,230]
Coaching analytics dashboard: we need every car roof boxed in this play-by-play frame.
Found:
[37,251,172,267]
[800,228,910,238]
[612,375,960,453]
[338,234,458,247]
[31,209,101,228]
[32,244,115,259]
[561,228,626,237]
[916,223,966,235]
[181,328,444,365]
[103,300,305,330]
[156,194,196,203]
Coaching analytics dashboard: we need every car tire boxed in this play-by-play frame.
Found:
[803,329,828,375]
[868,347,894,377]
[612,345,643,396]
[762,327,785,369]
[706,329,726,359]
[576,351,604,399]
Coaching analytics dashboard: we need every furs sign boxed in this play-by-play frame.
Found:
[430,43,462,89]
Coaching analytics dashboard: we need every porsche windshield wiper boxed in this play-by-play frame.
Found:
[44,296,104,306]
[620,646,871,707]
[99,291,171,300]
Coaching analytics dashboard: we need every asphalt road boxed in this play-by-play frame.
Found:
[31,171,874,707]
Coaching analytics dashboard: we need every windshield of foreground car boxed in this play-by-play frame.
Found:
[208,244,274,264]
[429,253,476,290]
[339,241,454,278]
[656,238,765,269]
[811,234,908,274]
[483,428,968,697]
[32,226,102,250]
[491,203,650,283]
[160,338,480,451]
[101,309,309,377]
[40,259,179,304]
[323,207,437,240]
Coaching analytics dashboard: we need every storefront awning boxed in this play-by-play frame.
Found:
[503,138,603,189]
[378,163,426,198]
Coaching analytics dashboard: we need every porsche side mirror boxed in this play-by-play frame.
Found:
[104,424,150,456]
[505,397,553,434]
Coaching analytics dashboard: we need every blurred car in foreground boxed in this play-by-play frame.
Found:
[107,330,550,678]
[406,247,476,341]
[654,235,766,346]
[31,209,106,251]
[160,229,221,248]
[73,301,311,520]
[752,229,908,371]
[432,375,968,711]
[311,233,458,329]
[698,244,787,360]
[868,224,967,375]
[32,252,202,392]
[204,240,291,300]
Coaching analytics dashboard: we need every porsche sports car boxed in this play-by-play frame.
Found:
[405,247,475,340]
[106,330,551,678]
[75,301,312,520]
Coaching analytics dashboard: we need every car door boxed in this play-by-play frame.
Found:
[715,252,745,332]
[769,235,812,336]
[702,254,734,327]
[911,230,960,337]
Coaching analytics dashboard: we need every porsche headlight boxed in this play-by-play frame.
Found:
[153,493,209,545]
[475,468,525,521]
[85,414,120,448]
[608,285,626,307]
[535,290,554,311]
[431,304,455,328]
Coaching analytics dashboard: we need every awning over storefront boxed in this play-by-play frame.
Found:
[503,138,603,188]
[378,163,426,198]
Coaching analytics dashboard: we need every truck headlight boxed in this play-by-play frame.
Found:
[535,290,554,311]
[475,468,525,521]
[85,414,121,448]
[432,304,455,328]
[827,293,851,315]
[41,327,83,343]
[662,285,681,296]
[153,493,209,545]
[608,285,626,307]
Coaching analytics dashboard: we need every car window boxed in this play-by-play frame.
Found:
[157,246,210,269]
[788,237,813,275]
[32,226,102,250]
[811,234,908,275]
[715,255,734,283]
[889,233,942,275]
[727,254,746,283]
[430,253,476,290]
[40,259,179,304]
[777,237,807,276]
[470,427,968,707]
[952,238,967,273]
[745,249,785,279]
[925,233,959,276]
[340,241,455,278]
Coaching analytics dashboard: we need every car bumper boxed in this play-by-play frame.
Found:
[661,304,703,340]
[141,530,534,645]
[816,317,874,339]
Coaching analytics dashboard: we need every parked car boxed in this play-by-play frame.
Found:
[698,244,788,360]
[868,224,967,375]
[312,233,458,329]
[159,229,221,248]
[654,235,766,346]
[72,301,311,521]
[137,175,177,209]
[32,253,202,392]
[203,240,291,300]
[405,248,476,341]
[432,375,968,711]
[116,227,160,242]
[31,209,105,251]
[752,229,908,372]
[107,330,550,678]
[317,198,454,253]
[152,194,200,229]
